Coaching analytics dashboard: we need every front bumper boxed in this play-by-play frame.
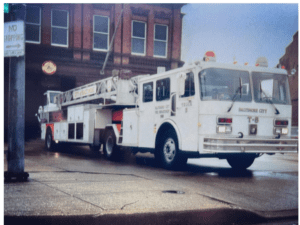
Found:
[203,135,298,153]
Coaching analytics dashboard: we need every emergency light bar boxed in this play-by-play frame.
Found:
[203,51,216,62]
[255,57,268,67]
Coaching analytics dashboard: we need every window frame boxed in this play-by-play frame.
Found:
[143,82,154,103]
[131,20,147,56]
[93,15,110,52]
[153,24,168,58]
[156,78,170,102]
[25,6,41,44]
[51,9,69,47]
[180,72,195,98]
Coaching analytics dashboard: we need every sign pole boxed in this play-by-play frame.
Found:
[5,4,29,181]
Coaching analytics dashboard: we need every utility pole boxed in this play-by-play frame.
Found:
[4,4,29,181]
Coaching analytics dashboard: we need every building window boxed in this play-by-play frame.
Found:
[26,6,41,43]
[156,78,170,101]
[93,15,109,51]
[154,24,168,58]
[51,9,69,47]
[143,82,153,103]
[132,21,146,55]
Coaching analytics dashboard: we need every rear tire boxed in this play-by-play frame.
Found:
[45,128,54,151]
[227,154,256,170]
[157,130,187,170]
[103,129,119,160]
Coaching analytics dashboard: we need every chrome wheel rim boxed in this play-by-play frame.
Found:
[163,138,176,163]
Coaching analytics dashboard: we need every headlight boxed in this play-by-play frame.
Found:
[281,128,288,135]
[217,125,232,134]
[273,127,288,135]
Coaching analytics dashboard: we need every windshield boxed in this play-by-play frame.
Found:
[252,72,290,105]
[199,68,251,102]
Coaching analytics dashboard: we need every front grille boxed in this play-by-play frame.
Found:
[203,136,298,153]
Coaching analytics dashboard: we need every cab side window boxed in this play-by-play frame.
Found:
[143,82,153,102]
[156,78,170,101]
[180,72,195,98]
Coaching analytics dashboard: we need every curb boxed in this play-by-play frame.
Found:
[4,208,298,225]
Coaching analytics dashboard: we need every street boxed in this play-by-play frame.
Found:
[4,139,298,224]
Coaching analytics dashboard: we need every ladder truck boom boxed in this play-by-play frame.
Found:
[54,73,149,109]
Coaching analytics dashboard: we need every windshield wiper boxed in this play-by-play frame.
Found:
[227,77,242,112]
[260,86,280,115]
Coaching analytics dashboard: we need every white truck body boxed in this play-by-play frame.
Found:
[37,55,298,169]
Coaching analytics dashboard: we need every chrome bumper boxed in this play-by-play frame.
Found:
[203,136,298,153]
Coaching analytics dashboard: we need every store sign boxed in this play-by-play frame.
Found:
[73,85,97,99]
[4,21,25,57]
[42,61,57,75]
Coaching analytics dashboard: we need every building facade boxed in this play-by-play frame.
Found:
[4,4,185,140]
[279,31,298,126]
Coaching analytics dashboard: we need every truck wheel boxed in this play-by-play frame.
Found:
[103,129,119,160]
[158,130,187,169]
[45,129,54,151]
[227,154,256,170]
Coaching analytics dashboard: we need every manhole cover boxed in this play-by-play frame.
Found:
[162,190,185,194]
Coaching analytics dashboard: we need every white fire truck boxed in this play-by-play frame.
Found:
[36,52,298,170]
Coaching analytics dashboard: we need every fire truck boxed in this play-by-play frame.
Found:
[36,51,298,170]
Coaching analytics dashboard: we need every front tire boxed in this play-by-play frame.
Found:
[157,130,187,169]
[103,129,119,160]
[227,154,256,170]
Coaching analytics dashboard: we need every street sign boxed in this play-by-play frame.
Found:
[4,21,25,57]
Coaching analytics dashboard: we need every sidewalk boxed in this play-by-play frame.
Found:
[4,139,298,224]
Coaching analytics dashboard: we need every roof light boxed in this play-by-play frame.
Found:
[203,51,216,62]
[255,57,268,67]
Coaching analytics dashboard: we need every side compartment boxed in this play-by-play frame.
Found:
[122,108,138,146]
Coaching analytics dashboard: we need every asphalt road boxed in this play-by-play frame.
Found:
[4,140,298,224]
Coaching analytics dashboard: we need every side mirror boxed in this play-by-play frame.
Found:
[177,72,186,96]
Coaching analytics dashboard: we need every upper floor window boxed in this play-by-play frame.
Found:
[156,78,170,101]
[132,21,146,55]
[51,9,69,47]
[93,15,109,51]
[26,6,41,43]
[154,24,168,58]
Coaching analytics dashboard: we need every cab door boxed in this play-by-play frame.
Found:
[154,77,172,131]
[174,71,199,151]
[138,81,155,148]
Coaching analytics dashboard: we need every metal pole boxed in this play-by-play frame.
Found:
[100,9,123,75]
[5,3,29,182]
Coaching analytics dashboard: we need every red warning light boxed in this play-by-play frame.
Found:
[205,51,215,57]
[281,65,285,69]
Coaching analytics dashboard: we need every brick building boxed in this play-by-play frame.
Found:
[4,3,185,140]
[279,31,298,126]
